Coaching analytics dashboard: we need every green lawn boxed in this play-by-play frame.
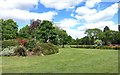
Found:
[1,48,118,73]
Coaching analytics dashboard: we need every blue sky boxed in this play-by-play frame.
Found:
[0,0,120,39]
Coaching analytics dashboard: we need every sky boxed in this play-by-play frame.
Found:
[0,0,120,39]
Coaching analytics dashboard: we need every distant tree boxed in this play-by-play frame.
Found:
[57,29,68,48]
[85,28,102,45]
[67,35,73,45]
[80,36,92,45]
[75,38,81,45]
[103,26,110,32]
[94,39,102,46]
[99,30,119,45]
[118,25,120,31]
[2,19,18,40]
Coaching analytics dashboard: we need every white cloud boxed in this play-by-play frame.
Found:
[76,7,97,16]
[75,6,97,20]
[0,0,38,10]
[85,3,118,22]
[40,0,84,10]
[56,18,83,39]
[77,21,118,32]
[71,13,74,17]
[0,9,57,21]
[57,18,79,28]
[64,28,86,39]
[85,0,101,8]
[0,0,57,22]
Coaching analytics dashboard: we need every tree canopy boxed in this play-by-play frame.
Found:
[1,19,18,40]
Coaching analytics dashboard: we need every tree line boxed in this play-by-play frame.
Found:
[0,19,73,47]
[1,19,120,47]
[76,26,120,45]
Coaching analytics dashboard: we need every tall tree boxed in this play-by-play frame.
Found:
[58,30,68,48]
[18,25,31,39]
[2,19,18,40]
[103,26,110,32]
[29,19,41,39]
[35,20,57,43]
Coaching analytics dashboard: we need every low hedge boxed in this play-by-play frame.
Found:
[70,45,120,50]
[2,40,19,48]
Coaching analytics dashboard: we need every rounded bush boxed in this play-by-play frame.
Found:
[32,45,42,56]
[36,42,59,55]
[14,45,27,56]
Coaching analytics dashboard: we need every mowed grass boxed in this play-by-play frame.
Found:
[2,48,118,73]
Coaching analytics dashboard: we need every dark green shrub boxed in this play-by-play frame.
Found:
[36,42,59,55]
[14,45,27,56]
[26,39,36,51]
[2,40,19,48]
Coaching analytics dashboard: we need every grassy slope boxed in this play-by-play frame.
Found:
[2,48,118,73]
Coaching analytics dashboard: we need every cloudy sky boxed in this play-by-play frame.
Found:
[0,0,120,39]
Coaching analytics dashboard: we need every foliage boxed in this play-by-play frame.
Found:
[80,27,120,45]
[18,25,31,39]
[1,19,18,40]
[35,20,57,43]
[14,45,27,56]
[2,40,19,48]
[37,42,59,55]
[70,45,120,50]
[32,44,42,56]
[94,39,102,46]
[55,27,69,47]
[16,38,28,47]
[118,25,120,31]
[26,39,36,51]
[85,28,102,43]
[0,46,16,56]
[29,19,41,31]
[103,26,110,32]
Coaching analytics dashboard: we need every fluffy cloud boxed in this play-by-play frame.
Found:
[76,7,97,16]
[75,6,97,20]
[0,0,57,22]
[56,18,83,39]
[85,3,118,22]
[77,21,118,31]
[40,0,84,10]
[85,0,101,8]
[0,0,38,10]
[57,18,79,28]
[0,9,57,21]
[64,28,86,39]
